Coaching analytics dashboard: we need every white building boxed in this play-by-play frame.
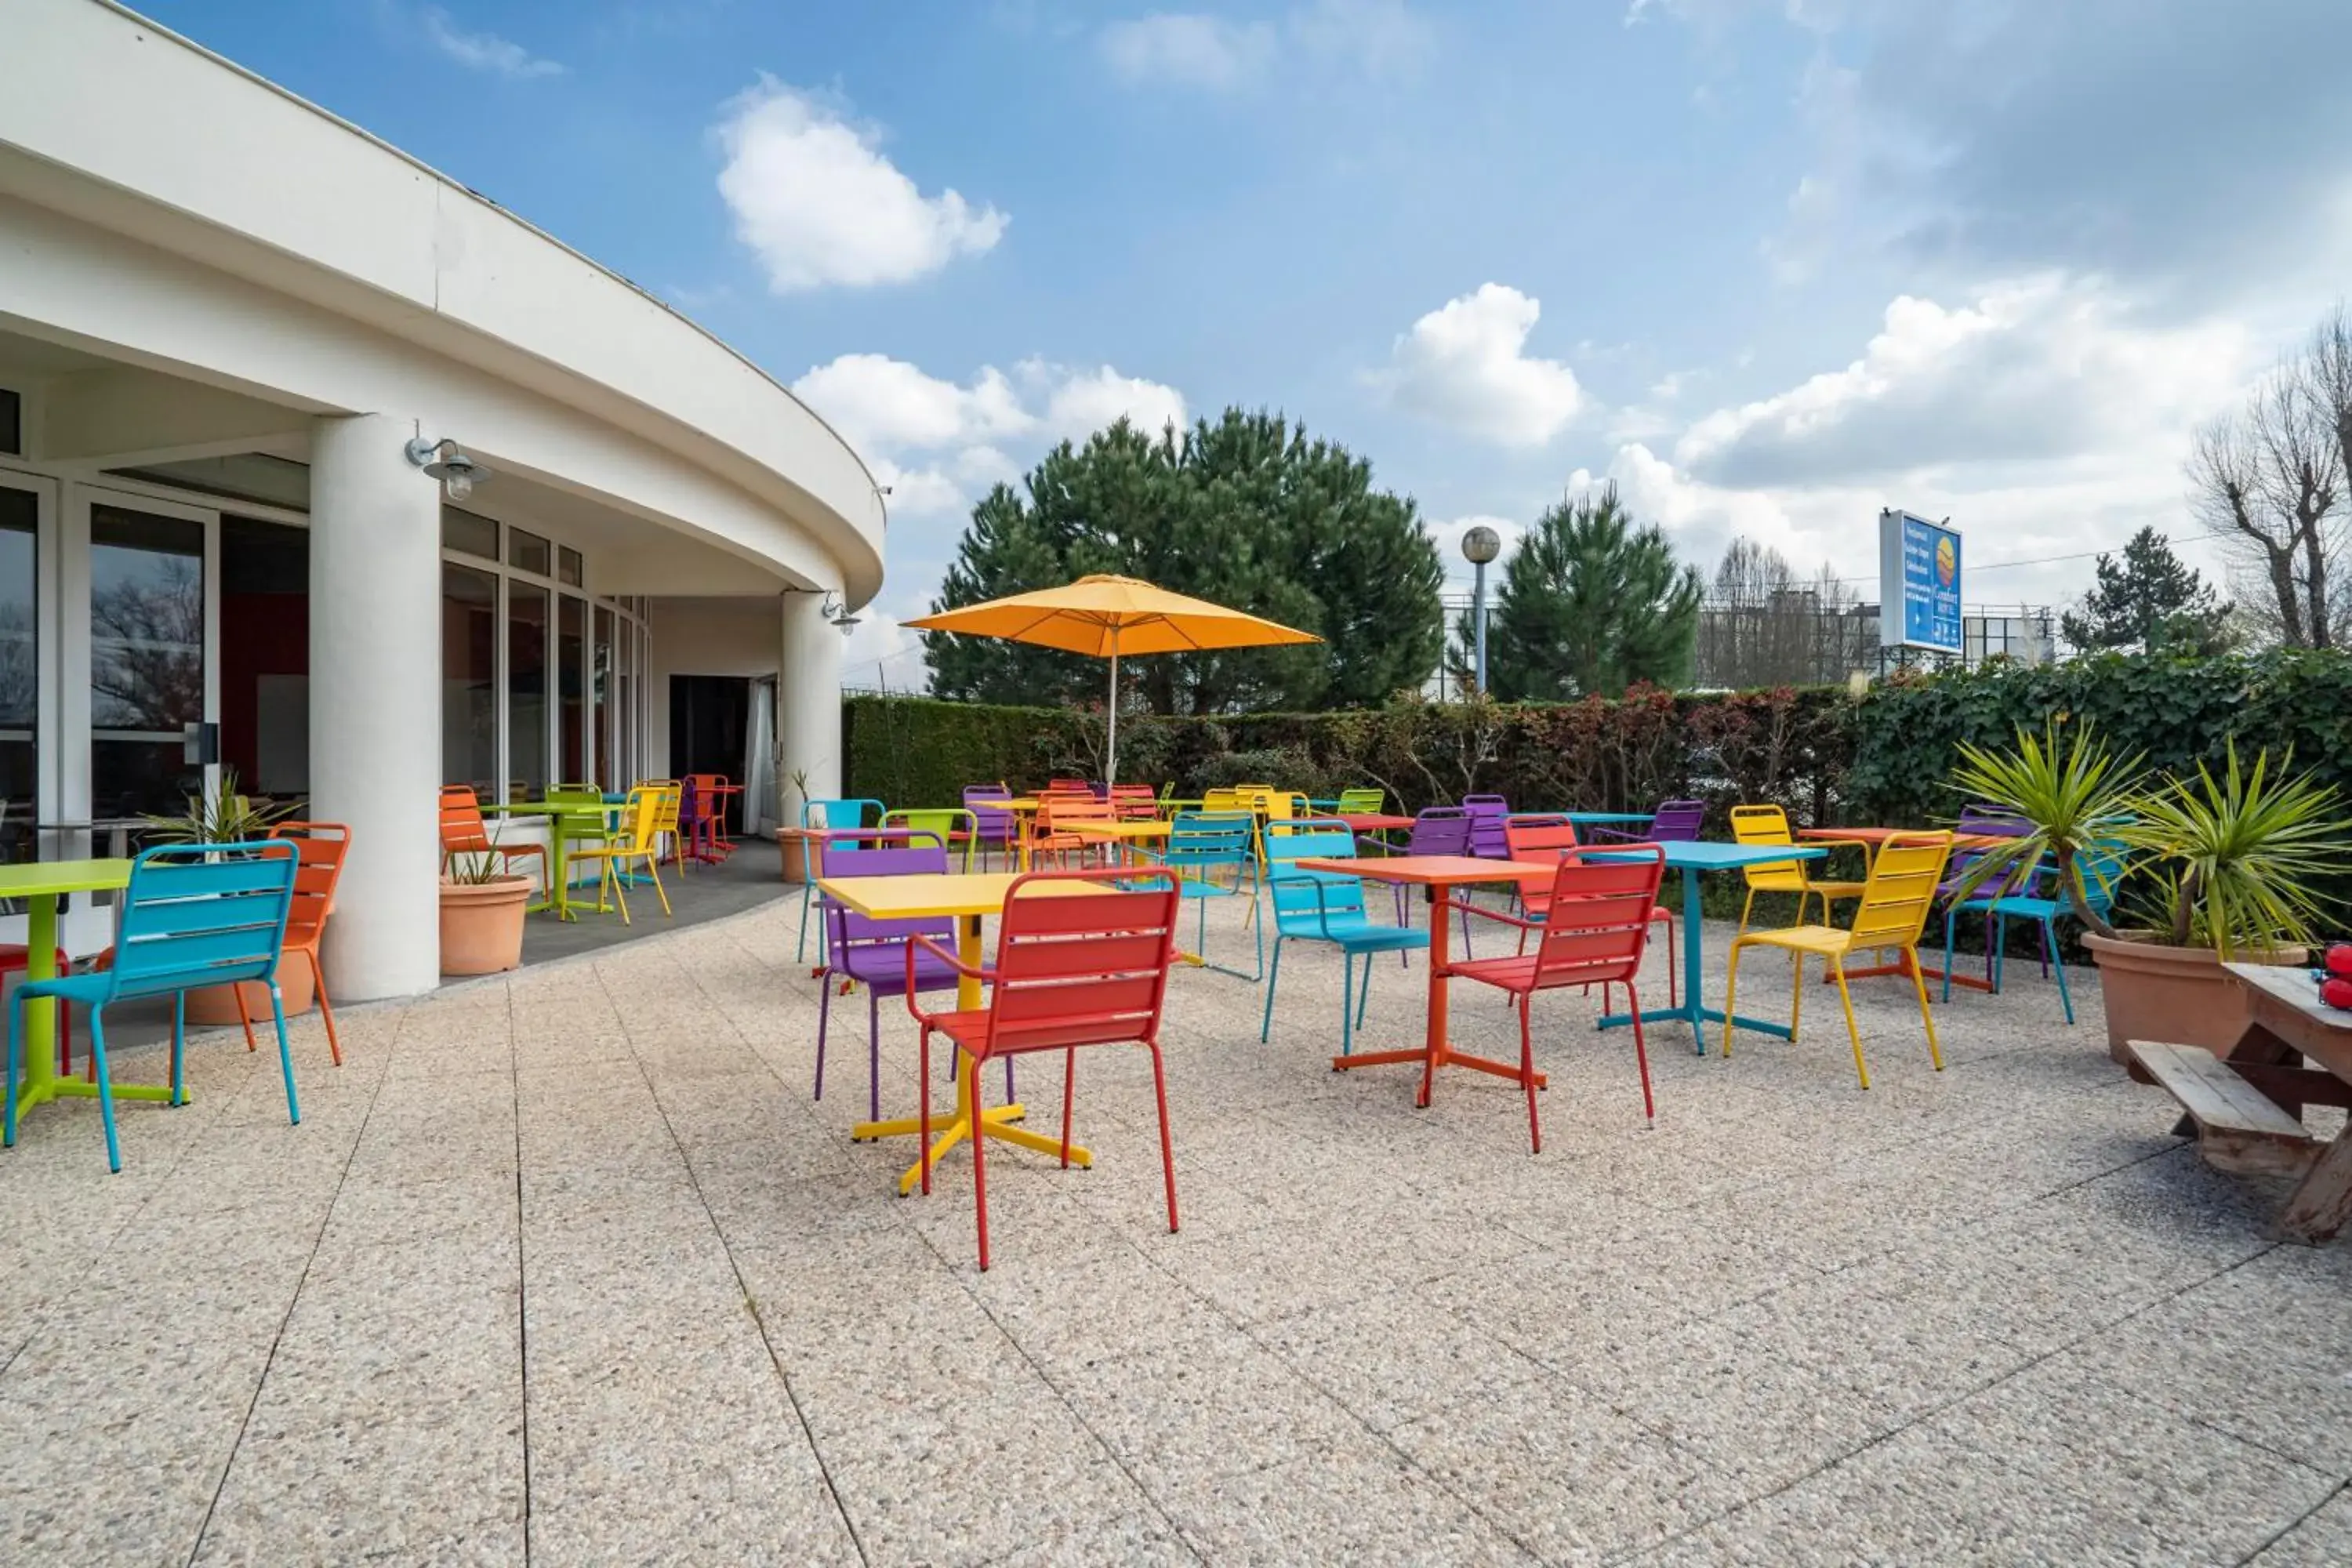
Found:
[0,0,884,998]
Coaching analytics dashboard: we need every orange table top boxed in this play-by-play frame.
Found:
[1797,827,2009,850]
[1334,813,1417,832]
[1296,853,1544,887]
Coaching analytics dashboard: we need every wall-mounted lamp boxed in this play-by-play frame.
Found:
[405,437,492,503]
[822,591,860,638]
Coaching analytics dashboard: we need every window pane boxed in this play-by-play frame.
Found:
[617,620,636,786]
[220,516,308,797]
[558,546,583,586]
[0,486,35,859]
[593,604,614,791]
[442,564,497,797]
[507,580,548,798]
[442,506,497,561]
[507,527,551,576]
[558,594,586,786]
[89,506,205,820]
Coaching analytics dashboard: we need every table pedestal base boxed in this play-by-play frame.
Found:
[12,1077,182,1116]
[1331,1043,1545,1108]
[855,1091,1095,1197]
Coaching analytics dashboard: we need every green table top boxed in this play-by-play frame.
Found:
[0,858,134,898]
[481,800,621,817]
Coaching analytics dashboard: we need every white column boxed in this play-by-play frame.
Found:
[309,414,442,1000]
[776,590,842,805]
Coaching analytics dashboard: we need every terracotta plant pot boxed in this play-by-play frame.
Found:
[441,874,533,975]
[184,960,315,1025]
[2082,931,2307,1065]
[780,835,808,884]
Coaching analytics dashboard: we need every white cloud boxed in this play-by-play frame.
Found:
[1029,361,1189,442]
[1672,274,2249,488]
[1372,283,1587,447]
[791,354,1030,456]
[714,78,1007,292]
[419,5,563,78]
[1098,2,1428,93]
[1100,14,1277,90]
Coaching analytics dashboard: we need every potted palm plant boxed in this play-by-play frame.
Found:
[142,769,307,1020]
[2087,743,2346,1062]
[779,765,811,883]
[440,826,532,975]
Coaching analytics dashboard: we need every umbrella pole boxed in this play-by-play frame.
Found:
[1105,644,1119,786]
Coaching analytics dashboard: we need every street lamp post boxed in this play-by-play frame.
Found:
[1461,525,1501,698]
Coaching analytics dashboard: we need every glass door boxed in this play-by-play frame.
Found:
[71,488,218,826]
[0,472,50,863]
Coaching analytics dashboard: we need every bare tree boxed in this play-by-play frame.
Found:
[2194,352,2343,648]
[1695,537,1864,686]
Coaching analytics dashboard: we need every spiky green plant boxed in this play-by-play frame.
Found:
[140,768,292,847]
[1946,722,2140,938]
[2114,743,2348,957]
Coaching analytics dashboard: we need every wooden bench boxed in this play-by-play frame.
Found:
[2126,1039,2321,1179]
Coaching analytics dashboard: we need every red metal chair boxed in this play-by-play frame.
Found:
[1503,815,1677,1006]
[1446,844,1668,1152]
[905,868,1182,1270]
[1108,782,1160,822]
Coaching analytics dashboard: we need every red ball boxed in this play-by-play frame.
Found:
[2328,943,2352,978]
[2322,978,2352,1011]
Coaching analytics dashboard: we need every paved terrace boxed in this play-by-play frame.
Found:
[2,892,2347,1566]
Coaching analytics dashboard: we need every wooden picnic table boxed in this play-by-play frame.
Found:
[2128,962,2352,1243]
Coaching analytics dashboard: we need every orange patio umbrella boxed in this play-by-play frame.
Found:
[904,574,1322,782]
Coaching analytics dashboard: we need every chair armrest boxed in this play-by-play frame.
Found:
[903,932,985,1026]
[1584,826,1646,843]
[1443,898,1541,931]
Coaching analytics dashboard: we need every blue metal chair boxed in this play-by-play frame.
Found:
[5,842,300,1172]
[797,796,886,964]
[1127,810,1263,980]
[1941,844,2126,1023]
[1260,819,1430,1056]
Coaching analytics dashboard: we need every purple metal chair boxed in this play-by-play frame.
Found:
[1462,794,1512,858]
[1395,806,1481,954]
[1939,802,2042,986]
[812,843,1010,1121]
[1592,799,1707,844]
[963,783,1016,871]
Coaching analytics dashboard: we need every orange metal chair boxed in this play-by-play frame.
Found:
[439,785,546,903]
[1503,815,1678,1005]
[1447,844,1668,1152]
[906,868,1183,1270]
[267,822,352,1066]
[1032,793,1114,868]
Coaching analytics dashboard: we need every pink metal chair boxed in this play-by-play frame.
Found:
[905,868,1182,1270]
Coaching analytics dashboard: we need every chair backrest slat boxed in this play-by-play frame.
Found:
[437,785,493,854]
[1334,786,1385,815]
[1728,804,1808,884]
[1264,820,1365,931]
[1407,805,1473,857]
[962,783,1014,845]
[822,844,953,949]
[982,874,1180,1053]
[1529,844,1663,988]
[1847,831,1953,948]
[1461,794,1511,858]
[110,841,297,998]
[1646,800,1707,842]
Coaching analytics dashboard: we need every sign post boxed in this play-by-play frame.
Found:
[1878,510,1962,659]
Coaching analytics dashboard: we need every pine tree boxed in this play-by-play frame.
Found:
[923,410,1444,711]
[2058,527,2232,655]
[1483,485,1703,700]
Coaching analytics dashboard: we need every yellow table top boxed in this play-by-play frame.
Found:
[1068,820,1173,840]
[816,871,1106,920]
[0,858,133,898]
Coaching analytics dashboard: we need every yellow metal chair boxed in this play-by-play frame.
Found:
[570,785,673,924]
[1729,804,1866,934]
[1722,830,1952,1089]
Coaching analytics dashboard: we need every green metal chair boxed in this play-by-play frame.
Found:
[883,808,979,872]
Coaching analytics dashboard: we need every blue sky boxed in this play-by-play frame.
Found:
[143,1,2352,684]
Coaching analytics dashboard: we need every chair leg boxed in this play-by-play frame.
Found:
[645,855,672,917]
[1626,981,1655,1127]
[1720,942,1745,1058]
[1991,912,2005,993]
[89,1003,122,1173]
[1059,1048,1076,1168]
[1149,1040,1179,1236]
[2047,916,2074,1024]
[2,993,21,1149]
[1356,951,1374,1029]
[1519,993,1541,1155]
[270,983,300,1124]
[917,1025,933,1195]
[814,977,832,1103]
[1339,952,1355,1058]
[231,978,258,1052]
[1791,950,1805,1039]
[1662,916,1676,1007]
[1908,948,1944,1071]
[1738,887,1754,937]
[968,1053,992,1270]
[1831,958,1869,1090]
[307,948,342,1067]
[866,989,882,1123]
[1260,941,1283,1044]
[610,867,632,926]
[171,993,187,1106]
[797,881,814,963]
[1940,907,1957,1002]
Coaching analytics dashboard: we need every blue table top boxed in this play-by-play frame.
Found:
[1592,840,1826,870]
[1563,811,1656,826]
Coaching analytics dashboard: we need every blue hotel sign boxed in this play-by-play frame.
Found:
[1878,509,1962,653]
